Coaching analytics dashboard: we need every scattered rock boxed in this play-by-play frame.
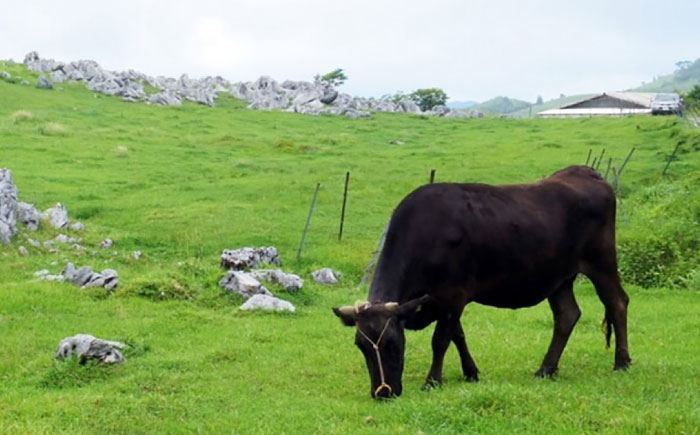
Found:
[70,221,85,231]
[55,334,126,364]
[18,246,28,256]
[388,140,405,145]
[0,168,18,243]
[240,294,296,312]
[132,250,142,259]
[53,233,81,244]
[0,71,10,80]
[36,75,53,89]
[35,269,65,282]
[17,202,40,231]
[218,270,272,299]
[250,269,303,291]
[42,202,69,229]
[61,262,119,291]
[312,268,341,285]
[220,246,281,270]
[100,238,113,249]
[27,238,40,248]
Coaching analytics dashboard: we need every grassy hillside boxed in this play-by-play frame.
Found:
[632,58,700,93]
[1,60,700,433]
[473,96,532,115]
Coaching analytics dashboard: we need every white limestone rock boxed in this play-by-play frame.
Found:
[250,269,303,291]
[220,246,281,270]
[218,270,272,299]
[312,268,342,285]
[17,201,40,231]
[42,202,69,229]
[0,168,18,243]
[55,334,126,364]
[240,294,296,312]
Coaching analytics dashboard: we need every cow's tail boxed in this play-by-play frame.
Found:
[601,311,613,349]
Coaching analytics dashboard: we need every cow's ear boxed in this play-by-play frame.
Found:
[396,295,432,320]
[332,307,356,326]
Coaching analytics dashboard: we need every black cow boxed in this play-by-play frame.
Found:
[333,166,631,399]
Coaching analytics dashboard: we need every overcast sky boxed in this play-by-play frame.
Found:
[2,0,699,102]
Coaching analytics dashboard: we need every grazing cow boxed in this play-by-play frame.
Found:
[333,166,630,399]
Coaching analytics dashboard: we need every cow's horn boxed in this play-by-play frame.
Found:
[336,306,356,316]
[384,302,399,311]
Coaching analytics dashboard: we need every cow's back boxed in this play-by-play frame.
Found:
[369,166,616,314]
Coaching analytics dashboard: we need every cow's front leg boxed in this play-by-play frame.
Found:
[423,318,453,389]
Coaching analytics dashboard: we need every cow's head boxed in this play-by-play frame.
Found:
[332,296,429,399]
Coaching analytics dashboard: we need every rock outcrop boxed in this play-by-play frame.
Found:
[55,334,126,364]
[0,169,18,243]
[240,294,296,312]
[220,246,281,270]
[23,52,484,119]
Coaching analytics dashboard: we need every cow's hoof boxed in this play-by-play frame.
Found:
[464,373,479,383]
[534,366,558,378]
[614,358,631,371]
[422,378,442,391]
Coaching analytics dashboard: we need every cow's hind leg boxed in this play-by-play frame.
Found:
[586,267,631,370]
[535,278,581,378]
[452,321,479,382]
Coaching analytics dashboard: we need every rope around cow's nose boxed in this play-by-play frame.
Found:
[356,317,393,397]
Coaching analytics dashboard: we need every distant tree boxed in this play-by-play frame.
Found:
[410,88,448,111]
[684,84,700,109]
[675,60,692,71]
[316,68,347,87]
[536,95,543,105]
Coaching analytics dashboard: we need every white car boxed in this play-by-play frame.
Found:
[651,93,683,115]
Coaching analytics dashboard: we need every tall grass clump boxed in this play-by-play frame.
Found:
[10,110,34,123]
[38,122,68,136]
[617,171,700,288]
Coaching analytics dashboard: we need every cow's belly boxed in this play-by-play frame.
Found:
[472,277,569,309]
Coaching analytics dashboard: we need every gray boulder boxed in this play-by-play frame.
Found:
[240,294,296,313]
[250,269,303,291]
[55,334,126,364]
[397,98,421,113]
[218,270,272,299]
[345,109,371,119]
[62,262,119,291]
[37,76,53,89]
[320,88,339,105]
[17,202,40,231]
[0,169,18,243]
[0,71,10,80]
[70,221,85,231]
[42,202,69,229]
[148,90,182,106]
[19,246,28,256]
[429,105,451,116]
[312,268,341,285]
[220,246,281,270]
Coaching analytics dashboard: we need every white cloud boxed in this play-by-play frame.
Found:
[1,0,699,102]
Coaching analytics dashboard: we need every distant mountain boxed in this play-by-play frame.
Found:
[509,94,595,118]
[446,100,479,109]
[632,58,700,93]
[474,96,531,114]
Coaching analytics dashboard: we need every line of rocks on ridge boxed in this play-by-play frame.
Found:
[20,52,484,119]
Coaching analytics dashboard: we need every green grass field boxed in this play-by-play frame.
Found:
[1,61,699,434]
